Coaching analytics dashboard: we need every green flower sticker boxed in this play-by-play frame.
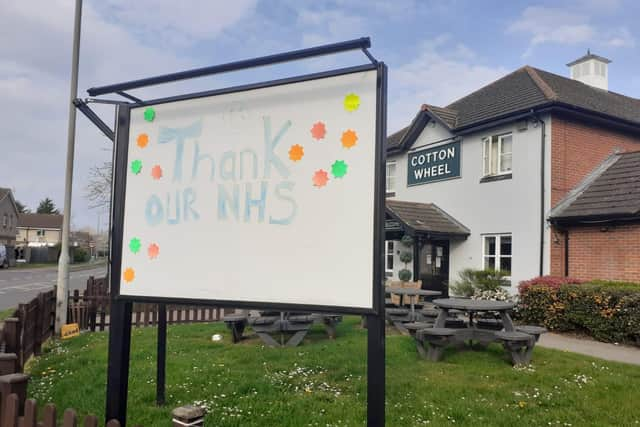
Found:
[143,107,156,122]
[344,93,360,112]
[130,159,142,175]
[129,237,141,254]
[331,160,348,178]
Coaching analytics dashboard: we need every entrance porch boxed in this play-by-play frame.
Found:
[385,200,470,296]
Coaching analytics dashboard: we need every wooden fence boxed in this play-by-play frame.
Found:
[0,289,55,372]
[67,277,225,332]
[1,393,122,427]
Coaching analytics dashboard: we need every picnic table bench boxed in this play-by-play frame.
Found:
[411,299,547,365]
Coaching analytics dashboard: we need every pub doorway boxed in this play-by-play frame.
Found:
[418,240,450,297]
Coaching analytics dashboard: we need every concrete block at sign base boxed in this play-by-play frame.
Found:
[0,373,29,416]
[172,404,205,427]
[0,353,18,375]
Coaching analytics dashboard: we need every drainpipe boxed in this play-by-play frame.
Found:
[533,114,546,277]
[564,228,569,277]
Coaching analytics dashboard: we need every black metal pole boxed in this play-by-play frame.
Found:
[367,62,387,427]
[105,300,132,426]
[88,37,372,96]
[156,303,167,406]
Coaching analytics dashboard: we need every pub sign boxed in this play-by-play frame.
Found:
[407,140,461,186]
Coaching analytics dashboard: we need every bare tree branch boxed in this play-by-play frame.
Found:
[85,161,112,210]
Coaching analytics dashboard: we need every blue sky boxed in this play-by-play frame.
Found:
[1,0,638,229]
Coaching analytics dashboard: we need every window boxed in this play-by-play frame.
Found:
[483,234,512,277]
[2,214,6,228]
[482,133,512,176]
[386,161,397,193]
[37,229,45,236]
[385,241,394,273]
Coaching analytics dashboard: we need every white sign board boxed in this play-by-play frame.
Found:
[117,69,380,310]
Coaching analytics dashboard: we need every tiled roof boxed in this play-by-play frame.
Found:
[388,65,640,151]
[386,200,470,236]
[549,151,640,222]
[18,213,63,229]
[0,187,11,202]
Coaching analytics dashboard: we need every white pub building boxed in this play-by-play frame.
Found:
[384,51,640,294]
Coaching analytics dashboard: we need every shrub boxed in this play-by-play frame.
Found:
[73,247,90,263]
[450,268,510,297]
[518,277,640,346]
[398,269,412,282]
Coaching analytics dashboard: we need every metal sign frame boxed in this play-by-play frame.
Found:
[76,38,386,427]
[110,64,383,315]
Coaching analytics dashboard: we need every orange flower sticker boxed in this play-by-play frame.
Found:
[151,165,163,180]
[310,121,326,140]
[341,129,358,149]
[313,169,329,188]
[289,144,304,161]
[137,133,149,148]
[123,267,135,283]
[148,243,159,259]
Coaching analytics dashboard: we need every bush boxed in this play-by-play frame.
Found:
[518,277,640,346]
[398,269,412,282]
[450,269,510,297]
[73,247,90,263]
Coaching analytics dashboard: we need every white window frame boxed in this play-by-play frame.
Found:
[482,133,512,177]
[385,240,394,273]
[482,233,512,280]
[386,161,396,193]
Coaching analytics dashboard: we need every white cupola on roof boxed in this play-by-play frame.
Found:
[567,49,611,91]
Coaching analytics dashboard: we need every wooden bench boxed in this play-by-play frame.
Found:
[223,314,248,343]
[495,331,536,366]
[416,328,457,361]
[312,314,342,339]
[515,325,547,342]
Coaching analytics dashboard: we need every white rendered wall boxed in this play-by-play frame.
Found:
[387,116,551,292]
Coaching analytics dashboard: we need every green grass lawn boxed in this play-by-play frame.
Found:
[26,317,640,426]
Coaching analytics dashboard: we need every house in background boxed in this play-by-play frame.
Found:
[16,213,63,263]
[385,51,640,294]
[0,187,19,266]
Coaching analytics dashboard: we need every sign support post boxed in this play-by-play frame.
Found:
[105,300,132,425]
[156,303,167,406]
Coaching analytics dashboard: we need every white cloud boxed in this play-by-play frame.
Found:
[388,36,508,131]
[509,5,635,57]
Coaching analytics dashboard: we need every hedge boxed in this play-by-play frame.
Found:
[518,276,640,346]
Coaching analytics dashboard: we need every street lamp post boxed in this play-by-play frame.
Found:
[55,0,83,334]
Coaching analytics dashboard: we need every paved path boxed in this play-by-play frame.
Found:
[0,264,107,311]
[538,332,640,366]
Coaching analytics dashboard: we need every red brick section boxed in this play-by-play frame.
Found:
[549,115,640,278]
[563,224,640,282]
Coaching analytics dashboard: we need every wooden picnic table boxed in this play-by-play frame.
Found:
[432,298,516,331]
[416,298,542,365]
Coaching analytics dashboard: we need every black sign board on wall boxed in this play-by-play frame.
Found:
[407,140,461,186]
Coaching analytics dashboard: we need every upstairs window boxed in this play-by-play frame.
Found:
[482,133,512,176]
[386,161,397,193]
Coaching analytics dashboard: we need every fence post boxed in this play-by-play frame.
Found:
[0,354,18,376]
[34,293,45,356]
[0,373,29,418]
[2,318,21,370]
[172,405,204,427]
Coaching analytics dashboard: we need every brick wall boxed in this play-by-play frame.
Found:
[549,115,640,278]
[559,224,640,282]
[550,115,640,207]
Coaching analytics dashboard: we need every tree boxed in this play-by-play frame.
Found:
[85,161,112,210]
[36,197,60,214]
[15,200,30,213]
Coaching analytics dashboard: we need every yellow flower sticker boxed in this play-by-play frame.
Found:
[344,93,360,112]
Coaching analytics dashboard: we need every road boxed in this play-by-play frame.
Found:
[0,264,107,311]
